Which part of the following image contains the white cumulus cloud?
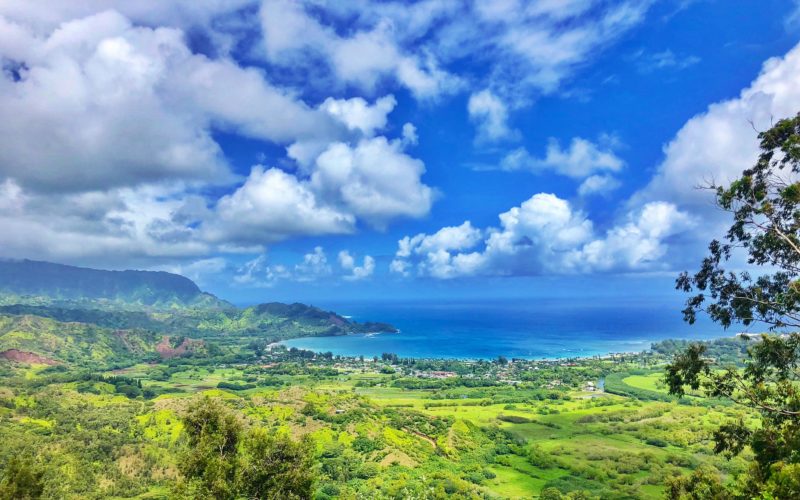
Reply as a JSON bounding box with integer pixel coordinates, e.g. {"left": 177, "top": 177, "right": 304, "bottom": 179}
{"left": 205, "top": 166, "right": 355, "bottom": 247}
{"left": 500, "top": 137, "right": 624, "bottom": 179}
{"left": 391, "top": 193, "right": 695, "bottom": 279}
{"left": 635, "top": 43, "right": 800, "bottom": 212}
{"left": 468, "top": 89, "right": 518, "bottom": 143}
{"left": 259, "top": 0, "right": 460, "bottom": 99}
{"left": 610, "top": 41, "right": 800, "bottom": 269}
{"left": 339, "top": 250, "right": 375, "bottom": 280}
{"left": 310, "top": 136, "right": 434, "bottom": 228}
{"left": 0, "top": 10, "right": 336, "bottom": 193}
{"left": 320, "top": 94, "right": 397, "bottom": 136}
{"left": 0, "top": 9, "right": 436, "bottom": 264}
{"left": 578, "top": 174, "right": 621, "bottom": 197}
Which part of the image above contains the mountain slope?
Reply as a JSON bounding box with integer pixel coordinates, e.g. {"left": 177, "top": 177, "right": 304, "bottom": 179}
{"left": 0, "top": 259, "right": 229, "bottom": 308}
{"left": 0, "top": 302, "right": 396, "bottom": 338}
{"left": 0, "top": 259, "right": 397, "bottom": 367}
{"left": 0, "top": 314, "right": 160, "bottom": 367}
{"left": 196, "top": 302, "right": 397, "bottom": 338}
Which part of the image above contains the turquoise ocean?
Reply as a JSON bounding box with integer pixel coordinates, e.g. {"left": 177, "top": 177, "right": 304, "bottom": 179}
{"left": 280, "top": 298, "right": 731, "bottom": 360}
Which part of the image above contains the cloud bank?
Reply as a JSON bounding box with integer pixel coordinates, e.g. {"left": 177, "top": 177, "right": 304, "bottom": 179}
{"left": 391, "top": 194, "right": 694, "bottom": 279}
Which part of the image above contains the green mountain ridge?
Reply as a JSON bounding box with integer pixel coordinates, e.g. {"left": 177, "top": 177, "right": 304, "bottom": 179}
{"left": 0, "top": 259, "right": 230, "bottom": 309}
{"left": 0, "top": 259, "right": 396, "bottom": 368}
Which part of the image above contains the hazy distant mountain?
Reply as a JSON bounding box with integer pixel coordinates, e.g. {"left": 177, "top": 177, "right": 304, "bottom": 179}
{"left": 0, "top": 259, "right": 229, "bottom": 308}
{"left": 0, "top": 259, "right": 396, "bottom": 366}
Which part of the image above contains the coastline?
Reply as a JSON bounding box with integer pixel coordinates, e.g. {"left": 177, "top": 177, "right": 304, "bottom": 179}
{"left": 277, "top": 299, "right": 729, "bottom": 361}
{"left": 275, "top": 332, "right": 737, "bottom": 362}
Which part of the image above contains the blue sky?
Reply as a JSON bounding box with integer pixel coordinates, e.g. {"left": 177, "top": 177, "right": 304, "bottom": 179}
{"left": 1, "top": 0, "right": 800, "bottom": 304}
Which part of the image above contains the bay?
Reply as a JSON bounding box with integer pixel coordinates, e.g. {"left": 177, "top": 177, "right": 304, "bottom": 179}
{"left": 279, "top": 297, "right": 731, "bottom": 360}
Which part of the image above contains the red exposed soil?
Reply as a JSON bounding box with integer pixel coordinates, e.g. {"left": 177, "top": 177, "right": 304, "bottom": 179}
{"left": 156, "top": 336, "right": 204, "bottom": 359}
{"left": 0, "top": 349, "right": 58, "bottom": 365}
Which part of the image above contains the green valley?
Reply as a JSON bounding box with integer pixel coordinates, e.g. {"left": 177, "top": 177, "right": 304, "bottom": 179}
{"left": 0, "top": 341, "right": 756, "bottom": 499}
{"left": 0, "top": 260, "right": 784, "bottom": 498}
{"left": 4, "top": 6, "right": 800, "bottom": 499}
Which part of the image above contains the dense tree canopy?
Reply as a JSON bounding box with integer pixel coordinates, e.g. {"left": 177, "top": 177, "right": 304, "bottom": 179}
{"left": 0, "top": 454, "right": 45, "bottom": 500}
{"left": 177, "top": 397, "right": 315, "bottom": 499}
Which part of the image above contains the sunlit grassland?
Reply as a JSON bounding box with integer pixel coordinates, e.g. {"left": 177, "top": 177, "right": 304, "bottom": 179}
{"left": 487, "top": 455, "right": 566, "bottom": 497}
{"left": 308, "top": 376, "right": 745, "bottom": 497}
{"left": 622, "top": 373, "right": 666, "bottom": 392}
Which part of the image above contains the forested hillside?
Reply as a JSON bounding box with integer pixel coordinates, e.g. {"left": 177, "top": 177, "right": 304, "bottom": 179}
{"left": 0, "top": 259, "right": 230, "bottom": 308}
{"left": 0, "top": 261, "right": 395, "bottom": 371}
{"left": 0, "top": 313, "right": 161, "bottom": 367}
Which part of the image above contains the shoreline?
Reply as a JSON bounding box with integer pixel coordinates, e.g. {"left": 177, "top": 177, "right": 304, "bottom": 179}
{"left": 274, "top": 332, "right": 743, "bottom": 363}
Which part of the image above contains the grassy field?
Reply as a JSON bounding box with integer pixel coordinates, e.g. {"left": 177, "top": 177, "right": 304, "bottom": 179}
{"left": 350, "top": 382, "right": 749, "bottom": 498}
{"left": 622, "top": 373, "right": 666, "bottom": 392}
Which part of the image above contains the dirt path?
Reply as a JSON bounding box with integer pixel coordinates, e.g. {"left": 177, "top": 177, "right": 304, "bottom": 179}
{"left": 403, "top": 427, "right": 438, "bottom": 449}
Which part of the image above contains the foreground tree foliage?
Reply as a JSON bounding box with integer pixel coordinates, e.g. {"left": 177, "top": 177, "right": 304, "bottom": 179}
{"left": 0, "top": 454, "right": 45, "bottom": 500}
{"left": 665, "top": 466, "right": 727, "bottom": 500}
{"left": 671, "top": 113, "right": 800, "bottom": 497}
{"left": 240, "top": 428, "right": 315, "bottom": 499}
{"left": 177, "top": 397, "right": 315, "bottom": 499}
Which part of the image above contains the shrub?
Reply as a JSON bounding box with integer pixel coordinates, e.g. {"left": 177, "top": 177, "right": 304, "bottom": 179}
{"left": 217, "top": 381, "right": 256, "bottom": 391}
{"left": 497, "top": 414, "right": 531, "bottom": 424}
{"left": 646, "top": 437, "right": 668, "bottom": 448}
